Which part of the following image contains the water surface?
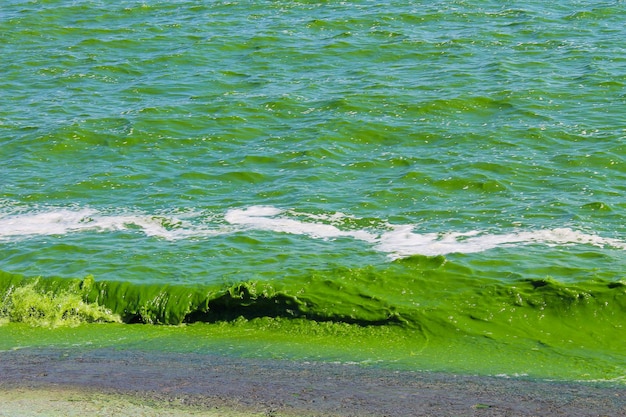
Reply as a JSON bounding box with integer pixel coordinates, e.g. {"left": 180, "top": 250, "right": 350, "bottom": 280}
{"left": 1, "top": 0, "right": 625, "bottom": 383}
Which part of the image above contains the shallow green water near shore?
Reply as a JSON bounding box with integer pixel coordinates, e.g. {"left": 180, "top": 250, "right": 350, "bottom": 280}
{"left": 1, "top": 265, "right": 624, "bottom": 383}
{"left": 1, "top": 317, "right": 623, "bottom": 383}
{"left": 1, "top": 0, "right": 625, "bottom": 383}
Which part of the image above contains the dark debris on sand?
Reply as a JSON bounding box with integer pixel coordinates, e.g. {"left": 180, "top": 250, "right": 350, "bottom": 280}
{"left": 0, "top": 348, "right": 624, "bottom": 416}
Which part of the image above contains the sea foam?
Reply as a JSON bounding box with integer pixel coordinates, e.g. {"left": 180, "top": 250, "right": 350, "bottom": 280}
{"left": 1, "top": 204, "right": 624, "bottom": 258}
{"left": 224, "top": 206, "right": 377, "bottom": 242}
{"left": 224, "top": 206, "right": 626, "bottom": 258}
{"left": 0, "top": 207, "right": 220, "bottom": 241}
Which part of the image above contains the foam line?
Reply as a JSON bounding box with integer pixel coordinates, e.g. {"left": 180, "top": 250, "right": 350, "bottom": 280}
{"left": 375, "top": 226, "right": 626, "bottom": 258}
{"left": 224, "top": 206, "right": 377, "bottom": 242}
{"left": 223, "top": 206, "right": 626, "bottom": 258}
{"left": 1, "top": 204, "right": 625, "bottom": 258}
{"left": 0, "top": 208, "right": 219, "bottom": 241}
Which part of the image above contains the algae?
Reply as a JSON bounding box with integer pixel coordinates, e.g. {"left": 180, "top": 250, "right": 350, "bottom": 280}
{"left": 0, "top": 264, "right": 624, "bottom": 382}
{"left": 0, "top": 275, "right": 120, "bottom": 327}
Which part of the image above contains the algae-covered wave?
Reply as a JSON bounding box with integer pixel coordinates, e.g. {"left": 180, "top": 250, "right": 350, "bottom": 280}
{"left": 2, "top": 259, "right": 625, "bottom": 382}
{"left": 2, "top": 260, "right": 624, "bottom": 351}
{"left": 0, "top": 269, "right": 402, "bottom": 326}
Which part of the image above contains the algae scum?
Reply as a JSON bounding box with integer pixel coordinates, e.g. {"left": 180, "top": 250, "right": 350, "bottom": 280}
{"left": 2, "top": 0, "right": 626, "bottom": 383}
{"left": 1, "top": 257, "right": 625, "bottom": 382}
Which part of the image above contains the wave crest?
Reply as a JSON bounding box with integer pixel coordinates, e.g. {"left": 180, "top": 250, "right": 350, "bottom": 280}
{"left": 1, "top": 204, "right": 625, "bottom": 258}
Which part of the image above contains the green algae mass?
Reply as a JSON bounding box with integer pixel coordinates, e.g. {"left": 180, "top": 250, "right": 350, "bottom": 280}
{"left": 1, "top": 264, "right": 624, "bottom": 383}
{"left": 0, "top": 273, "right": 119, "bottom": 327}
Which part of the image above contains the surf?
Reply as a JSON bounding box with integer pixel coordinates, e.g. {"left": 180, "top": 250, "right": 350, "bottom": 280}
{"left": 2, "top": 203, "right": 625, "bottom": 260}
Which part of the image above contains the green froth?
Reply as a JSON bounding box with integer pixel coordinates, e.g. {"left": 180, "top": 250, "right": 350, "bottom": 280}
{"left": 0, "top": 272, "right": 120, "bottom": 327}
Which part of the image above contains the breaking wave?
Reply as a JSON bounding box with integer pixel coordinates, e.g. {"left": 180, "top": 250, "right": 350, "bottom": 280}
{"left": 1, "top": 204, "right": 625, "bottom": 259}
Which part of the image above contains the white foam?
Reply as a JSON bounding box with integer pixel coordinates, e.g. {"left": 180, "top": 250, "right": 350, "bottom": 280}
{"left": 224, "top": 206, "right": 377, "bottom": 242}
{"left": 375, "top": 226, "right": 626, "bottom": 259}
{"left": 0, "top": 209, "right": 100, "bottom": 238}
{"left": 1, "top": 204, "right": 625, "bottom": 258}
{"left": 0, "top": 207, "right": 223, "bottom": 241}
{"left": 222, "top": 206, "right": 626, "bottom": 258}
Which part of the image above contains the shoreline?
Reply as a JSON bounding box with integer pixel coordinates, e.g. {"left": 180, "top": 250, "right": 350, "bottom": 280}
{"left": 1, "top": 348, "right": 624, "bottom": 416}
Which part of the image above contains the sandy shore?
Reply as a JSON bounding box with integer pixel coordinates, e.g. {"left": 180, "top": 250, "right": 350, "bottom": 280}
{"left": 0, "top": 348, "right": 624, "bottom": 417}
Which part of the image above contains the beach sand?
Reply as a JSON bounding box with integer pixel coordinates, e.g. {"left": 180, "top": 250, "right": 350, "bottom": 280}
{"left": 0, "top": 348, "right": 624, "bottom": 417}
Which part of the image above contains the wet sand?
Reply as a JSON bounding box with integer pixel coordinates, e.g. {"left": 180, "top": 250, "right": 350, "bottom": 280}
{"left": 0, "top": 348, "right": 624, "bottom": 417}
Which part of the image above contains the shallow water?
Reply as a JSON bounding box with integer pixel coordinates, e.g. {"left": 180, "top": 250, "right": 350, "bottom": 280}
{"left": 1, "top": 0, "right": 625, "bottom": 382}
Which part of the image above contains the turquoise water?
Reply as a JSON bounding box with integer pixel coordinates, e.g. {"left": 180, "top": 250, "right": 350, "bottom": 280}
{"left": 1, "top": 1, "right": 625, "bottom": 383}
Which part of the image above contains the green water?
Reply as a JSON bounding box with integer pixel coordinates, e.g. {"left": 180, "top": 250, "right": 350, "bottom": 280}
{"left": 1, "top": 0, "right": 625, "bottom": 383}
